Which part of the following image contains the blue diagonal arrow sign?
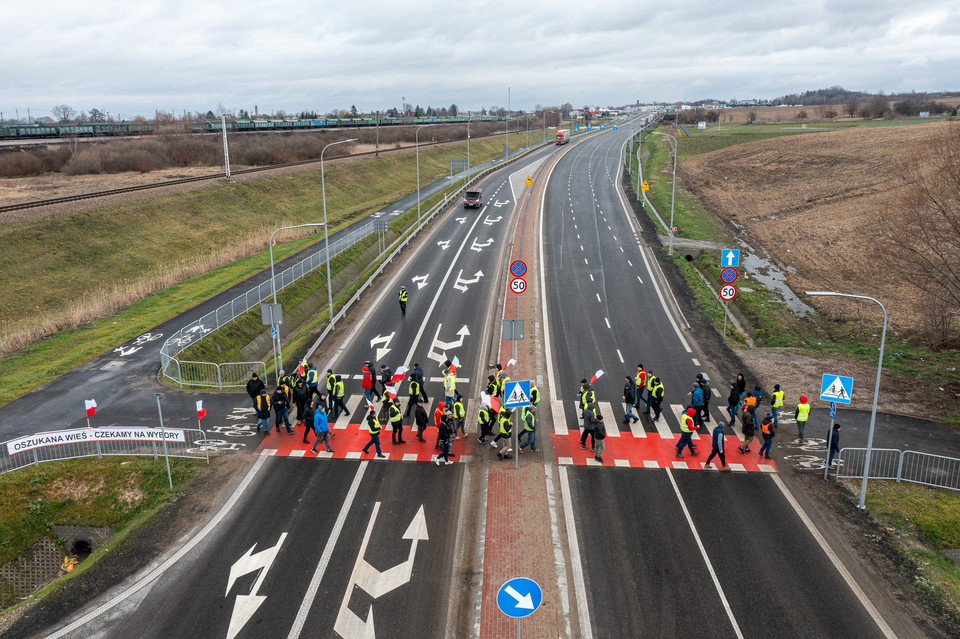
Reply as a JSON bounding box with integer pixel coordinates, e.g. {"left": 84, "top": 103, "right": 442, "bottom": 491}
{"left": 497, "top": 577, "right": 543, "bottom": 619}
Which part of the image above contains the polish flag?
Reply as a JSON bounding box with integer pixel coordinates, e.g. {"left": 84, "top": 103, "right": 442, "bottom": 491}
{"left": 384, "top": 385, "right": 398, "bottom": 400}
{"left": 196, "top": 400, "right": 207, "bottom": 420}
{"left": 590, "top": 370, "right": 604, "bottom": 385}
{"left": 84, "top": 399, "right": 97, "bottom": 418}
{"left": 365, "top": 398, "right": 376, "bottom": 412}
{"left": 390, "top": 366, "right": 409, "bottom": 385}
{"left": 480, "top": 392, "right": 492, "bottom": 408}
{"left": 506, "top": 358, "right": 516, "bottom": 368}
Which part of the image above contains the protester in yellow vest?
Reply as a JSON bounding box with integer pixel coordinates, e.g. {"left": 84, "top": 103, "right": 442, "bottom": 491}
{"left": 794, "top": 395, "right": 811, "bottom": 443}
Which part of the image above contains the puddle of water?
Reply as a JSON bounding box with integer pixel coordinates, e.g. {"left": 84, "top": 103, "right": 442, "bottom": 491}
{"left": 728, "top": 220, "right": 814, "bottom": 317}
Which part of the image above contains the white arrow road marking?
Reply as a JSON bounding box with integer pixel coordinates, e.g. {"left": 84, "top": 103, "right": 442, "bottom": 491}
{"left": 113, "top": 345, "right": 141, "bottom": 356}
{"left": 470, "top": 237, "right": 494, "bottom": 252}
{"left": 372, "top": 211, "right": 385, "bottom": 218}
{"left": 493, "top": 199, "right": 510, "bottom": 207}
{"left": 426, "top": 324, "right": 471, "bottom": 363}
{"left": 334, "top": 504, "right": 428, "bottom": 639}
{"left": 483, "top": 215, "right": 502, "bottom": 226}
{"left": 456, "top": 216, "right": 467, "bottom": 224}
{"left": 369, "top": 332, "right": 396, "bottom": 361}
{"left": 411, "top": 274, "right": 429, "bottom": 290}
{"left": 452, "top": 269, "right": 484, "bottom": 293}
{"left": 225, "top": 532, "right": 288, "bottom": 639}
{"left": 437, "top": 240, "right": 451, "bottom": 250}
{"left": 392, "top": 209, "right": 403, "bottom": 215}
{"left": 505, "top": 584, "right": 534, "bottom": 609}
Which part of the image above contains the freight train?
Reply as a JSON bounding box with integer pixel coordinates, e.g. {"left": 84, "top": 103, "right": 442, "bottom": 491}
{"left": 0, "top": 114, "right": 507, "bottom": 141}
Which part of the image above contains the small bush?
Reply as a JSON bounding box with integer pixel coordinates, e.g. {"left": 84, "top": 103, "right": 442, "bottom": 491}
{"left": 0, "top": 152, "right": 44, "bottom": 177}
{"left": 63, "top": 148, "right": 103, "bottom": 175}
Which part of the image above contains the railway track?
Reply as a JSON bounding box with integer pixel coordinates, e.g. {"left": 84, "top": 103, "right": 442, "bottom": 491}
{"left": 0, "top": 129, "right": 533, "bottom": 214}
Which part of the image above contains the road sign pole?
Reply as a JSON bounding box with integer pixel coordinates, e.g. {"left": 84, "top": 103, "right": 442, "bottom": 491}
{"left": 824, "top": 411, "right": 836, "bottom": 480}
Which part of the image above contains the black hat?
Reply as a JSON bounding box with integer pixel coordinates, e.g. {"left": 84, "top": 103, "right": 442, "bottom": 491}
{"left": 327, "top": 369, "right": 333, "bottom": 373}
{"left": 774, "top": 384, "right": 781, "bottom": 390}
{"left": 581, "top": 378, "right": 588, "bottom": 384}
{"left": 380, "top": 364, "right": 386, "bottom": 369}
{"left": 834, "top": 423, "right": 841, "bottom": 430}
{"left": 252, "top": 373, "right": 259, "bottom": 377}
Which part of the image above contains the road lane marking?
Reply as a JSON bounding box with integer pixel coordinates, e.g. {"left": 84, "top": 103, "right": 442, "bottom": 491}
{"left": 769, "top": 474, "right": 897, "bottom": 639}
{"left": 45, "top": 454, "right": 271, "bottom": 639}
{"left": 604, "top": 317, "right": 610, "bottom": 328}
{"left": 559, "top": 466, "right": 595, "bottom": 639}
{"left": 546, "top": 464, "right": 574, "bottom": 639}
{"left": 616, "top": 348, "right": 624, "bottom": 364}
{"left": 287, "top": 461, "right": 369, "bottom": 639}
{"left": 598, "top": 402, "right": 618, "bottom": 436}
{"left": 552, "top": 400, "right": 568, "bottom": 435}
{"left": 665, "top": 468, "right": 745, "bottom": 639}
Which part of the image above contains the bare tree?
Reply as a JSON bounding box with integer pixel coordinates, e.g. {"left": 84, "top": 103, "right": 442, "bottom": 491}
{"left": 868, "top": 93, "right": 889, "bottom": 119}
{"left": 52, "top": 104, "right": 76, "bottom": 122}
{"left": 878, "top": 123, "right": 960, "bottom": 345}
{"left": 89, "top": 108, "right": 107, "bottom": 122}
{"left": 797, "top": 109, "right": 808, "bottom": 120}
{"left": 844, "top": 100, "right": 859, "bottom": 118}
{"left": 747, "top": 110, "right": 757, "bottom": 124}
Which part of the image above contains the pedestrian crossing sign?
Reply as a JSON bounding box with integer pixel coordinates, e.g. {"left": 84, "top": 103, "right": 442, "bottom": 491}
{"left": 820, "top": 374, "right": 853, "bottom": 404}
{"left": 503, "top": 380, "right": 532, "bottom": 408}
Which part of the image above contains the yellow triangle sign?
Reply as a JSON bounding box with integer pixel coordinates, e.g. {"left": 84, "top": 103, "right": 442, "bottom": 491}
{"left": 641, "top": 180, "right": 650, "bottom": 191}
{"left": 524, "top": 176, "right": 533, "bottom": 186}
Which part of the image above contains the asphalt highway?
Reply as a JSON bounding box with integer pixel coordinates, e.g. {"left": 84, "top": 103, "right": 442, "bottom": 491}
{"left": 6, "top": 116, "right": 924, "bottom": 639}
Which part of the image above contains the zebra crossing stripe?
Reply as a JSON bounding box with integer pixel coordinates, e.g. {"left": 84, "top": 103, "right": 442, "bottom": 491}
{"left": 598, "top": 402, "right": 618, "bottom": 436}
{"left": 552, "top": 400, "right": 568, "bottom": 435}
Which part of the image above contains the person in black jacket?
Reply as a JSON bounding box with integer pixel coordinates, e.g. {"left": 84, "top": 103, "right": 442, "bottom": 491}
{"left": 272, "top": 386, "right": 293, "bottom": 434}
{"left": 300, "top": 398, "right": 316, "bottom": 444}
{"left": 828, "top": 423, "right": 841, "bottom": 467}
{"left": 414, "top": 400, "right": 428, "bottom": 442}
{"left": 435, "top": 410, "right": 454, "bottom": 465}
{"left": 246, "top": 373, "right": 265, "bottom": 407}
{"left": 623, "top": 376, "right": 638, "bottom": 424}
{"left": 292, "top": 379, "right": 311, "bottom": 429}
{"left": 726, "top": 382, "right": 739, "bottom": 423}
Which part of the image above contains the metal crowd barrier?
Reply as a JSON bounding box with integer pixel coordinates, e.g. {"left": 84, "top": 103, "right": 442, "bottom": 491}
{"left": 835, "top": 447, "right": 960, "bottom": 491}
{"left": 1, "top": 427, "right": 210, "bottom": 475}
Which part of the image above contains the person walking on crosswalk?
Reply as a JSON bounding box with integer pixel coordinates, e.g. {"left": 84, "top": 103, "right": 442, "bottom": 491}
{"left": 477, "top": 404, "right": 495, "bottom": 444}
{"left": 650, "top": 377, "right": 665, "bottom": 422}
{"left": 676, "top": 407, "right": 699, "bottom": 459}
{"left": 518, "top": 405, "right": 537, "bottom": 454}
{"left": 623, "top": 376, "right": 639, "bottom": 424}
{"left": 738, "top": 407, "right": 756, "bottom": 453}
{"left": 758, "top": 413, "right": 776, "bottom": 459}
{"left": 361, "top": 408, "right": 385, "bottom": 458}
{"left": 494, "top": 408, "right": 514, "bottom": 460}
{"left": 405, "top": 373, "right": 421, "bottom": 417}
{"left": 389, "top": 397, "right": 405, "bottom": 444}
{"left": 704, "top": 421, "right": 731, "bottom": 470}
{"left": 452, "top": 394, "right": 467, "bottom": 439}
{"left": 635, "top": 364, "right": 647, "bottom": 412}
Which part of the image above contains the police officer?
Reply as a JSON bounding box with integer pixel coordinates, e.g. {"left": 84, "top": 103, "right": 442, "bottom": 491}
{"left": 398, "top": 286, "right": 408, "bottom": 317}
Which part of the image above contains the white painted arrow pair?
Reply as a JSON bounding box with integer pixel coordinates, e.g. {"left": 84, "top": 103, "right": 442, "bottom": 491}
{"left": 225, "top": 532, "right": 288, "bottom": 639}
{"left": 334, "top": 504, "right": 429, "bottom": 638}
{"left": 453, "top": 269, "right": 484, "bottom": 292}
{"left": 369, "top": 332, "right": 396, "bottom": 361}
{"left": 425, "top": 323, "right": 471, "bottom": 364}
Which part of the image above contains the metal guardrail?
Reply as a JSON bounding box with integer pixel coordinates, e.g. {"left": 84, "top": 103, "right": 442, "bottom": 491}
{"left": 835, "top": 447, "right": 960, "bottom": 491}
{"left": 161, "top": 138, "right": 553, "bottom": 388}
{"left": 1, "top": 427, "right": 210, "bottom": 475}
{"left": 160, "top": 222, "right": 377, "bottom": 386}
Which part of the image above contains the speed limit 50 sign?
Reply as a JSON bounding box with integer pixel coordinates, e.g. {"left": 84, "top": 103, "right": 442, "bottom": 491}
{"left": 510, "top": 277, "right": 527, "bottom": 294}
{"left": 719, "top": 285, "right": 737, "bottom": 301}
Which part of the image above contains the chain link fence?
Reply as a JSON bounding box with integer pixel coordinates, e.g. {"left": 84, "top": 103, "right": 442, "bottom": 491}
{"left": 1, "top": 427, "right": 210, "bottom": 475}
{"left": 835, "top": 447, "right": 960, "bottom": 491}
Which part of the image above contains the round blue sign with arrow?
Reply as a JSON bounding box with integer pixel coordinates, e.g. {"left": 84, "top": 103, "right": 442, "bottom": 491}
{"left": 497, "top": 577, "right": 543, "bottom": 619}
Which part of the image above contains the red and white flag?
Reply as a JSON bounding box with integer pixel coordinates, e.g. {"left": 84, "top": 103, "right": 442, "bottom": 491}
{"left": 480, "top": 392, "right": 492, "bottom": 408}
{"left": 390, "top": 366, "right": 409, "bottom": 385}
{"left": 365, "top": 398, "right": 376, "bottom": 412}
{"left": 196, "top": 400, "right": 207, "bottom": 420}
{"left": 84, "top": 399, "right": 97, "bottom": 418}
{"left": 384, "top": 385, "right": 398, "bottom": 400}
{"left": 590, "top": 370, "right": 604, "bottom": 385}
{"left": 506, "top": 358, "right": 516, "bottom": 368}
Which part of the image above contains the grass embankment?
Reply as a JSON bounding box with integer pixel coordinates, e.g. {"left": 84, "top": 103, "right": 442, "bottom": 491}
{"left": 0, "top": 132, "right": 533, "bottom": 405}
{"left": 861, "top": 481, "right": 960, "bottom": 630}
{"left": 631, "top": 122, "right": 960, "bottom": 417}
{"left": 0, "top": 457, "right": 202, "bottom": 608}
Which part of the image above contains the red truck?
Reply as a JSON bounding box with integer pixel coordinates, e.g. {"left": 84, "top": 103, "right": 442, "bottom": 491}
{"left": 555, "top": 129, "right": 570, "bottom": 145}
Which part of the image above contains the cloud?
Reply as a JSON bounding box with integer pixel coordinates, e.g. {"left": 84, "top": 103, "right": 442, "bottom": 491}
{"left": 2, "top": 0, "right": 958, "bottom": 119}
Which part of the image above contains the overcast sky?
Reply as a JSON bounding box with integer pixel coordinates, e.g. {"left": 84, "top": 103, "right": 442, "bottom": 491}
{"left": 3, "top": 0, "right": 958, "bottom": 120}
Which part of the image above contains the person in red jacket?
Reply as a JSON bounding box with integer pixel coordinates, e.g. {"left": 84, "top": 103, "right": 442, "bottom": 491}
{"left": 433, "top": 402, "right": 446, "bottom": 450}
{"left": 361, "top": 362, "right": 376, "bottom": 403}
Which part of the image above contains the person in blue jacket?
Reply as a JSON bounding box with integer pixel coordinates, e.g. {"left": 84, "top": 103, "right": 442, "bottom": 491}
{"left": 704, "top": 421, "right": 732, "bottom": 470}
{"left": 687, "top": 381, "right": 705, "bottom": 429}
{"left": 310, "top": 400, "right": 333, "bottom": 454}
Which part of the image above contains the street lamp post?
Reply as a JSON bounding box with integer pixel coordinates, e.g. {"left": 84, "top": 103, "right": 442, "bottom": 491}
{"left": 651, "top": 131, "right": 677, "bottom": 256}
{"left": 321, "top": 138, "right": 357, "bottom": 331}
{"left": 805, "top": 291, "right": 888, "bottom": 510}
{"left": 415, "top": 125, "right": 428, "bottom": 226}
{"left": 270, "top": 222, "right": 327, "bottom": 382}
